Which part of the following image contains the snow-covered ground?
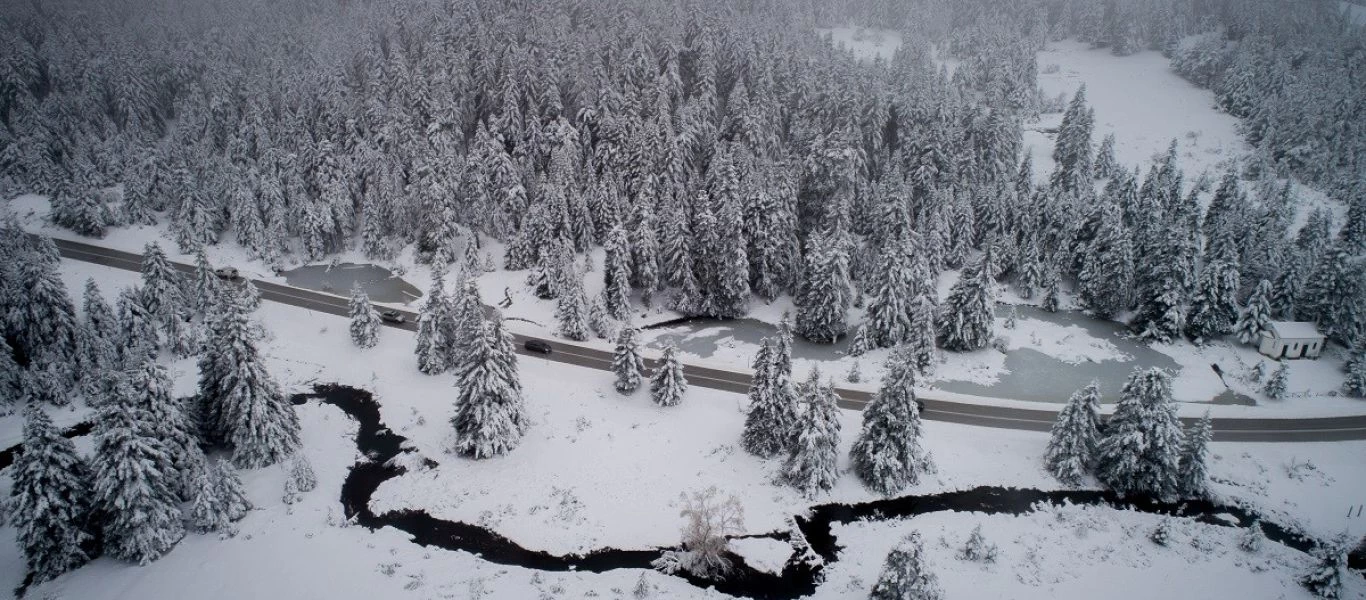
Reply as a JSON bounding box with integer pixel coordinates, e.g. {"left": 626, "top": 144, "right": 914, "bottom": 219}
{"left": 2, "top": 257, "right": 1362, "bottom": 599}
{"left": 816, "top": 27, "right": 902, "bottom": 62}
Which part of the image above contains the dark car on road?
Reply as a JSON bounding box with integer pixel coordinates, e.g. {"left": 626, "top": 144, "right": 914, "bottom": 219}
{"left": 524, "top": 339, "right": 552, "bottom": 354}
{"left": 214, "top": 267, "right": 241, "bottom": 281}
{"left": 380, "top": 310, "right": 406, "bottom": 324}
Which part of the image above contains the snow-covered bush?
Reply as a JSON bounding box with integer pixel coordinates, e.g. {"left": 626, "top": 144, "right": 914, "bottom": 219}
{"left": 870, "top": 531, "right": 942, "bottom": 600}
{"left": 651, "top": 487, "right": 743, "bottom": 578}
{"left": 957, "top": 525, "right": 1000, "bottom": 563}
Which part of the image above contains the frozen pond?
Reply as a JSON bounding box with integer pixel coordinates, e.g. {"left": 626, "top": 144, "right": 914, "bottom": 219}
{"left": 283, "top": 263, "right": 422, "bottom": 304}
{"left": 644, "top": 305, "right": 1255, "bottom": 406}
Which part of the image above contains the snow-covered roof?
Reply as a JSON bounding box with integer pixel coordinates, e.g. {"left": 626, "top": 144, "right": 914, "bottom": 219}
{"left": 1266, "top": 321, "right": 1323, "bottom": 340}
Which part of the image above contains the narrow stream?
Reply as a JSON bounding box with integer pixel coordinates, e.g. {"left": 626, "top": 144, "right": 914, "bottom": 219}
{"left": 301, "top": 384, "right": 1364, "bottom": 598}
{"left": 0, "top": 421, "right": 94, "bottom": 470}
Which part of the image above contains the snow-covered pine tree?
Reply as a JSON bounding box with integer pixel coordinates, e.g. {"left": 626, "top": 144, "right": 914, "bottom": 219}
{"left": 1301, "top": 543, "right": 1346, "bottom": 600}
{"left": 1044, "top": 382, "right": 1102, "bottom": 485}
{"left": 603, "top": 225, "right": 633, "bottom": 321}
{"left": 191, "top": 249, "right": 220, "bottom": 315}
{"left": 1041, "top": 270, "right": 1061, "bottom": 313}
{"left": 140, "top": 241, "right": 186, "bottom": 326}
{"left": 612, "top": 327, "right": 645, "bottom": 394}
{"left": 1344, "top": 352, "right": 1366, "bottom": 398}
{"left": 1234, "top": 280, "right": 1274, "bottom": 345}
{"left": 414, "top": 271, "right": 449, "bottom": 375}
{"left": 127, "top": 359, "right": 200, "bottom": 500}
{"left": 865, "top": 240, "right": 916, "bottom": 347}
{"left": 1050, "top": 86, "right": 1094, "bottom": 195}
{"left": 451, "top": 316, "right": 528, "bottom": 459}
{"left": 0, "top": 338, "right": 19, "bottom": 401}
{"left": 555, "top": 261, "right": 591, "bottom": 341}
{"left": 1077, "top": 204, "right": 1134, "bottom": 318}
{"left": 908, "top": 294, "right": 938, "bottom": 374}
{"left": 869, "top": 531, "right": 943, "bottom": 600}
{"left": 9, "top": 258, "right": 79, "bottom": 363}
{"left": 1096, "top": 368, "right": 1184, "bottom": 499}
{"left": 795, "top": 234, "right": 851, "bottom": 344}
{"left": 348, "top": 284, "right": 381, "bottom": 349}
{"left": 92, "top": 381, "right": 185, "bottom": 565}
{"left": 1264, "top": 362, "right": 1289, "bottom": 400}
{"left": 741, "top": 339, "right": 801, "bottom": 458}
{"left": 78, "top": 279, "right": 120, "bottom": 382}
{"left": 850, "top": 348, "right": 931, "bottom": 495}
{"left": 937, "top": 248, "right": 996, "bottom": 352}
{"left": 213, "top": 459, "right": 251, "bottom": 523}
{"left": 650, "top": 345, "right": 688, "bottom": 407}
{"left": 1094, "top": 133, "right": 1118, "bottom": 180}
{"left": 847, "top": 324, "right": 872, "bottom": 357}
{"left": 784, "top": 369, "right": 841, "bottom": 497}
{"left": 1177, "top": 412, "right": 1212, "bottom": 498}
{"left": 1185, "top": 258, "right": 1241, "bottom": 344}
{"left": 289, "top": 453, "right": 317, "bottom": 493}
{"left": 197, "top": 284, "right": 301, "bottom": 468}
{"left": 188, "top": 461, "right": 227, "bottom": 533}
{"left": 9, "top": 404, "right": 94, "bottom": 583}
{"left": 117, "top": 286, "right": 160, "bottom": 363}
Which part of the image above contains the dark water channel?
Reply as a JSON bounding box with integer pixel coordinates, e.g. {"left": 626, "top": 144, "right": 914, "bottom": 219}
{"left": 299, "top": 384, "right": 1362, "bottom": 598}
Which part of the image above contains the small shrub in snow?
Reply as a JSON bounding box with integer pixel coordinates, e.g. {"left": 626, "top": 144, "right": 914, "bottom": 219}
{"left": 632, "top": 573, "right": 652, "bottom": 599}
{"left": 869, "top": 531, "right": 942, "bottom": 600}
{"left": 1248, "top": 361, "right": 1266, "bottom": 384}
{"left": 1149, "top": 519, "right": 1175, "bottom": 547}
{"left": 1238, "top": 521, "right": 1266, "bottom": 553}
{"left": 652, "top": 487, "right": 744, "bottom": 578}
{"left": 990, "top": 336, "right": 1009, "bottom": 354}
{"left": 1264, "top": 363, "right": 1288, "bottom": 400}
{"left": 957, "top": 525, "right": 1000, "bottom": 563}
{"left": 290, "top": 453, "right": 317, "bottom": 493}
{"left": 1301, "top": 541, "right": 1347, "bottom": 599}
{"left": 846, "top": 360, "right": 862, "bottom": 383}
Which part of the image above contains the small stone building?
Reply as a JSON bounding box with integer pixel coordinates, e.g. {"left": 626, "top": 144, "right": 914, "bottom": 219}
{"left": 1257, "top": 321, "right": 1325, "bottom": 360}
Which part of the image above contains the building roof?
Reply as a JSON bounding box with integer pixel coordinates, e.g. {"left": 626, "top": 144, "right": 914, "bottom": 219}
{"left": 1267, "top": 321, "right": 1323, "bottom": 340}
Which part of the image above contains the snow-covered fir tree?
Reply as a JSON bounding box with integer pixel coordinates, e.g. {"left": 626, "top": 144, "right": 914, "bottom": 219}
{"left": 289, "top": 453, "right": 317, "bottom": 493}
{"left": 1177, "top": 412, "right": 1212, "bottom": 498}
{"left": 1050, "top": 86, "right": 1094, "bottom": 195}
{"left": 191, "top": 249, "right": 220, "bottom": 315}
{"left": 92, "top": 380, "right": 185, "bottom": 565}
{"left": 1264, "top": 362, "right": 1289, "bottom": 400}
{"left": 741, "top": 338, "right": 801, "bottom": 458}
{"left": 188, "top": 460, "right": 228, "bottom": 533}
{"left": 1344, "top": 351, "right": 1366, "bottom": 398}
{"left": 414, "top": 270, "right": 450, "bottom": 375}
{"left": 348, "top": 284, "right": 381, "bottom": 349}
{"left": 1301, "top": 542, "right": 1346, "bottom": 600}
{"left": 850, "top": 348, "right": 932, "bottom": 495}
{"left": 8, "top": 258, "right": 79, "bottom": 363}
{"left": 451, "top": 315, "right": 528, "bottom": 459}
{"left": 8, "top": 404, "right": 94, "bottom": 583}
{"left": 1044, "top": 382, "right": 1102, "bottom": 485}
{"left": 865, "top": 240, "right": 917, "bottom": 347}
{"left": 650, "top": 345, "right": 688, "bottom": 407}
{"left": 937, "top": 248, "right": 996, "bottom": 352}
{"left": 602, "top": 225, "right": 633, "bottom": 321}
{"left": 127, "top": 359, "right": 200, "bottom": 499}
{"left": 847, "top": 324, "right": 872, "bottom": 357}
{"left": 1185, "top": 258, "right": 1241, "bottom": 344}
{"left": 795, "top": 233, "right": 851, "bottom": 343}
{"left": 140, "top": 241, "right": 186, "bottom": 332}
{"left": 1234, "top": 279, "right": 1275, "bottom": 344}
{"left": 869, "top": 532, "right": 943, "bottom": 600}
{"left": 1096, "top": 368, "right": 1184, "bottom": 499}
{"left": 214, "top": 459, "right": 251, "bottom": 522}
{"left": 555, "top": 262, "right": 591, "bottom": 341}
{"left": 1094, "top": 133, "right": 1118, "bottom": 180}
{"left": 612, "top": 327, "right": 645, "bottom": 394}
{"left": 784, "top": 369, "right": 841, "bottom": 497}
{"left": 196, "top": 284, "right": 301, "bottom": 467}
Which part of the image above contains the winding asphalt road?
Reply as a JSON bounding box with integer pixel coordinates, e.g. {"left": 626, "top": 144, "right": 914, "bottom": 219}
{"left": 46, "top": 236, "right": 1366, "bottom": 442}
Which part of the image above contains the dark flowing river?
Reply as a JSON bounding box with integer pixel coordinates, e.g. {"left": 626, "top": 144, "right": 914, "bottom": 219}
{"left": 295, "top": 384, "right": 1363, "bottom": 598}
